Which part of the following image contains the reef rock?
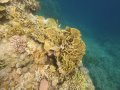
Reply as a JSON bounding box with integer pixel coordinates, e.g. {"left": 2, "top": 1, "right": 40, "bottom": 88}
{"left": 0, "top": 0, "right": 94, "bottom": 90}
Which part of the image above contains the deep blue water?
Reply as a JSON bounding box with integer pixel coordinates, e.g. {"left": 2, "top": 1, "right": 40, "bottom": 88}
{"left": 38, "top": 0, "right": 120, "bottom": 90}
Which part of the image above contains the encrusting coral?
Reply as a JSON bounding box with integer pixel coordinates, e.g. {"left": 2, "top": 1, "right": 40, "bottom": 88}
{"left": 0, "top": 0, "right": 94, "bottom": 90}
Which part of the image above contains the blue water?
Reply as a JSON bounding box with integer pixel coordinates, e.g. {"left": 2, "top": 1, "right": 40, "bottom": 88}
{"left": 38, "top": 0, "right": 120, "bottom": 90}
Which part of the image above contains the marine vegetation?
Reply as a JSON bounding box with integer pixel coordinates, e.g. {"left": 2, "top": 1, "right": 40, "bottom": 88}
{"left": 0, "top": 0, "right": 94, "bottom": 90}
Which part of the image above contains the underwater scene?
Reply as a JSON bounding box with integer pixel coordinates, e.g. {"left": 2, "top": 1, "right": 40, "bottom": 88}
{"left": 0, "top": 0, "right": 120, "bottom": 90}
{"left": 39, "top": 0, "right": 120, "bottom": 90}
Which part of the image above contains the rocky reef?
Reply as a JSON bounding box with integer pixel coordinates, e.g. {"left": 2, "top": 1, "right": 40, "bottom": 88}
{"left": 0, "top": 0, "right": 94, "bottom": 90}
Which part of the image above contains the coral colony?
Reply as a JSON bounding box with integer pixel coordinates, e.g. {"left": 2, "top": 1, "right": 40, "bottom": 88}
{"left": 0, "top": 0, "right": 94, "bottom": 90}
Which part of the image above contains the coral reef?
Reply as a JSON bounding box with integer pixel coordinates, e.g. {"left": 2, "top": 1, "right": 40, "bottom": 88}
{"left": 0, "top": 0, "right": 10, "bottom": 21}
{"left": 0, "top": 0, "right": 94, "bottom": 90}
{"left": 59, "top": 65, "right": 94, "bottom": 90}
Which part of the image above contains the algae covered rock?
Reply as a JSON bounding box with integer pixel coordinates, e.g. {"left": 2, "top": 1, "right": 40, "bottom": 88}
{"left": 0, "top": 0, "right": 10, "bottom": 4}
{"left": 0, "top": 0, "right": 94, "bottom": 90}
{"left": 59, "top": 66, "right": 94, "bottom": 90}
{"left": 0, "top": 5, "right": 6, "bottom": 19}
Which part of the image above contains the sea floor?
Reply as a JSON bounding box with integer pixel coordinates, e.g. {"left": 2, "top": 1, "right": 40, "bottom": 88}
{"left": 83, "top": 37, "right": 120, "bottom": 90}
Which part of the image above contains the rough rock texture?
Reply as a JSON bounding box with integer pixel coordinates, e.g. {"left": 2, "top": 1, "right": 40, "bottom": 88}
{"left": 0, "top": 0, "right": 94, "bottom": 90}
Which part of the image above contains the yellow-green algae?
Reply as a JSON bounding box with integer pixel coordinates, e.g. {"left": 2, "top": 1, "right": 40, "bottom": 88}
{"left": 0, "top": 0, "right": 94, "bottom": 90}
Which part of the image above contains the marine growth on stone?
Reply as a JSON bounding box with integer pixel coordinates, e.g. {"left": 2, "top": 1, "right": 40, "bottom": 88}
{"left": 0, "top": 0, "right": 94, "bottom": 90}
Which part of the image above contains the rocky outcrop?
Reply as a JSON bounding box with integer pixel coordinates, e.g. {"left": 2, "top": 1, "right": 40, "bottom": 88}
{"left": 0, "top": 0, "right": 94, "bottom": 90}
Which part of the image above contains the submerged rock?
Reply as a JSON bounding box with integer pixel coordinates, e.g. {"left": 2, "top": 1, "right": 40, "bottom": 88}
{"left": 0, "top": 0, "right": 10, "bottom": 4}
{"left": 0, "top": 0, "right": 94, "bottom": 90}
{"left": 39, "top": 79, "right": 49, "bottom": 90}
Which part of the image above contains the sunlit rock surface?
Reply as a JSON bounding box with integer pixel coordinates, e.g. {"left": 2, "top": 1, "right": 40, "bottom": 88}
{"left": 0, "top": 0, "right": 94, "bottom": 90}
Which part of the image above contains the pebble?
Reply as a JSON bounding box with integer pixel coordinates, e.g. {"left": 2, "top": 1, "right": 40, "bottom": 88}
{"left": 39, "top": 79, "right": 49, "bottom": 90}
{"left": 10, "top": 62, "right": 16, "bottom": 68}
{"left": 16, "top": 68, "right": 21, "bottom": 75}
{"left": 9, "top": 82, "right": 15, "bottom": 87}
{"left": 52, "top": 78, "right": 58, "bottom": 86}
{"left": 22, "top": 67, "right": 28, "bottom": 73}
{"left": 20, "top": 53, "right": 27, "bottom": 60}
{"left": 16, "top": 63, "right": 21, "bottom": 68}
{"left": 5, "top": 67, "right": 12, "bottom": 73}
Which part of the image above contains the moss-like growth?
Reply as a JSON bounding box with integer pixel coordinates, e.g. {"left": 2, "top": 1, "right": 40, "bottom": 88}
{"left": 0, "top": 5, "right": 6, "bottom": 20}
{"left": 60, "top": 69, "right": 94, "bottom": 90}
{"left": 0, "top": 5, "right": 5, "bottom": 11}
{"left": 0, "top": 1, "right": 9, "bottom": 21}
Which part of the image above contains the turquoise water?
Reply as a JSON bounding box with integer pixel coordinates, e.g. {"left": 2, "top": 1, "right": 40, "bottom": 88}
{"left": 38, "top": 0, "right": 120, "bottom": 90}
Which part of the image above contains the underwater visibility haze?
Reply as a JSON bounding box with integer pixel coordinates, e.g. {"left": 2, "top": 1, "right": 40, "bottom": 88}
{"left": 0, "top": 0, "right": 120, "bottom": 90}
{"left": 39, "top": 0, "right": 120, "bottom": 90}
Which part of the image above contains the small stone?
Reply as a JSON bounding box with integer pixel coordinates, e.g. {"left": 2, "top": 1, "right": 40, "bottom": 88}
{"left": 47, "top": 50, "right": 54, "bottom": 56}
{"left": 16, "top": 59, "right": 31, "bottom": 68}
{"left": 10, "top": 62, "right": 16, "bottom": 68}
{"left": 39, "top": 79, "right": 49, "bottom": 90}
{"left": 9, "top": 82, "right": 15, "bottom": 87}
{"left": 11, "top": 53, "right": 17, "bottom": 58}
{"left": 16, "top": 68, "right": 21, "bottom": 75}
{"left": 0, "top": 14, "right": 3, "bottom": 19}
{"left": 49, "top": 65, "right": 56, "bottom": 73}
{"left": 16, "top": 63, "right": 20, "bottom": 68}
{"left": 0, "top": 5, "right": 5, "bottom": 11}
{"left": 6, "top": 67, "right": 12, "bottom": 73}
{"left": 0, "top": 0, "right": 10, "bottom": 3}
{"left": 20, "top": 53, "right": 27, "bottom": 60}
{"left": 29, "top": 65, "right": 37, "bottom": 73}
{"left": 22, "top": 67, "right": 28, "bottom": 73}
{"left": 52, "top": 77, "right": 58, "bottom": 86}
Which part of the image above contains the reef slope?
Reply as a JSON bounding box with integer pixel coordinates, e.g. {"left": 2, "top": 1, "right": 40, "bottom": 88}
{"left": 0, "top": 0, "right": 94, "bottom": 90}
